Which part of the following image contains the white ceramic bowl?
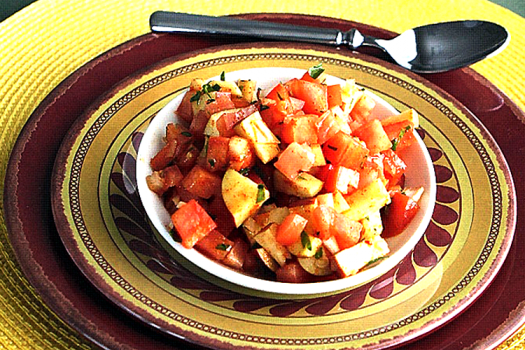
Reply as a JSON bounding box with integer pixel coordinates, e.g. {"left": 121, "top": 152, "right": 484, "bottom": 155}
{"left": 136, "top": 67, "right": 436, "bottom": 296}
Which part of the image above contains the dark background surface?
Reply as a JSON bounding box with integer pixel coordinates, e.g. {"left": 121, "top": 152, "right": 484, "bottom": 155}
{"left": 1, "top": 0, "right": 524, "bottom": 22}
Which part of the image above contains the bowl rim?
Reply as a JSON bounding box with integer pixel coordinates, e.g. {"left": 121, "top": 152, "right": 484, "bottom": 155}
{"left": 136, "top": 67, "right": 437, "bottom": 296}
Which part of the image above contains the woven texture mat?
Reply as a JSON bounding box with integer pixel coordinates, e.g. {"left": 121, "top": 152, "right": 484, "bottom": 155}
{"left": 1, "top": 0, "right": 524, "bottom": 349}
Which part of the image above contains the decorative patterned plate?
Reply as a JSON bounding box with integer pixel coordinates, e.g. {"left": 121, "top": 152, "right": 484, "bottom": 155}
{"left": 50, "top": 42, "right": 515, "bottom": 349}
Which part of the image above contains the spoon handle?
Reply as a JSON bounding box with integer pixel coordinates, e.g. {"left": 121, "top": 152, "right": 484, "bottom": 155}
{"left": 150, "top": 11, "right": 361, "bottom": 48}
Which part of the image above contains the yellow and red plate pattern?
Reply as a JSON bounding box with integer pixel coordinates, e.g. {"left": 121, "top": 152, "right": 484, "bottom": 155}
{"left": 51, "top": 44, "right": 515, "bottom": 350}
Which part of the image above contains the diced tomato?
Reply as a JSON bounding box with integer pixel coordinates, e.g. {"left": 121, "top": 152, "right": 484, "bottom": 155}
{"left": 322, "top": 131, "right": 369, "bottom": 170}
{"left": 228, "top": 136, "right": 256, "bottom": 171}
{"left": 276, "top": 213, "right": 308, "bottom": 246}
{"left": 331, "top": 213, "right": 362, "bottom": 249}
{"left": 327, "top": 85, "right": 343, "bottom": 109}
{"left": 289, "top": 97, "right": 306, "bottom": 112}
{"left": 181, "top": 165, "right": 222, "bottom": 199}
{"left": 206, "top": 136, "right": 230, "bottom": 172}
{"left": 382, "top": 149, "right": 407, "bottom": 187}
{"left": 171, "top": 199, "right": 217, "bottom": 248}
{"left": 266, "top": 83, "right": 291, "bottom": 102}
{"left": 316, "top": 110, "right": 341, "bottom": 145}
{"left": 324, "top": 165, "right": 360, "bottom": 194}
{"left": 286, "top": 78, "right": 328, "bottom": 115}
{"left": 300, "top": 71, "right": 325, "bottom": 84}
{"left": 194, "top": 229, "right": 234, "bottom": 260}
{"left": 359, "top": 154, "right": 387, "bottom": 190}
{"left": 276, "top": 261, "right": 313, "bottom": 283}
{"left": 311, "top": 205, "right": 335, "bottom": 240}
{"left": 353, "top": 119, "right": 392, "bottom": 155}
{"left": 350, "top": 93, "right": 376, "bottom": 123}
{"left": 382, "top": 192, "right": 419, "bottom": 237}
{"left": 150, "top": 141, "right": 177, "bottom": 171}
{"left": 258, "top": 99, "right": 286, "bottom": 128}
{"left": 383, "top": 121, "right": 417, "bottom": 152}
{"left": 281, "top": 114, "right": 318, "bottom": 144}
{"left": 274, "top": 142, "right": 316, "bottom": 180}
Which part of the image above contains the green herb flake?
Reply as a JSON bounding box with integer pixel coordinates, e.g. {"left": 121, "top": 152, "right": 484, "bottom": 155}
{"left": 220, "top": 71, "right": 226, "bottom": 81}
{"left": 301, "top": 231, "right": 312, "bottom": 251}
{"left": 314, "top": 247, "right": 323, "bottom": 259}
{"left": 216, "top": 243, "right": 231, "bottom": 251}
{"left": 208, "top": 158, "right": 216, "bottom": 168}
{"left": 181, "top": 131, "right": 192, "bottom": 137}
{"left": 366, "top": 256, "right": 386, "bottom": 267}
{"left": 256, "top": 184, "right": 266, "bottom": 203}
{"left": 239, "top": 167, "right": 250, "bottom": 176}
{"left": 391, "top": 125, "right": 412, "bottom": 151}
{"left": 189, "top": 91, "right": 201, "bottom": 103}
{"left": 308, "top": 63, "right": 325, "bottom": 79}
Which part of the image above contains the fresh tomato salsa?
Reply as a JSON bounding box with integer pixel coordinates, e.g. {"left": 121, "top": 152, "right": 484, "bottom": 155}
{"left": 146, "top": 65, "right": 424, "bottom": 283}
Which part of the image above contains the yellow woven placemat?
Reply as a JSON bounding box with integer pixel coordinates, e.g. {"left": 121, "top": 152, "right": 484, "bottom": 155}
{"left": 0, "top": 0, "right": 524, "bottom": 349}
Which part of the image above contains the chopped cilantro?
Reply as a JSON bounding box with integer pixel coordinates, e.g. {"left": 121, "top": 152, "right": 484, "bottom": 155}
{"left": 208, "top": 158, "right": 216, "bottom": 168}
{"left": 239, "top": 167, "right": 250, "bottom": 176}
{"left": 216, "top": 243, "right": 231, "bottom": 251}
{"left": 314, "top": 247, "right": 323, "bottom": 259}
{"left": 301, "top": 231, "right": 312, "bottom": 251}
{"left": 220, "top": 71, "right": 226, "bottom": 81}
{"left": 391, "top": 125, "right": 412, "bottom": 151}
{"left": 308, "top": 63, "right": 325, "bottom": 79}
{"left": 181, "top": 131, "right": 192, "bottom": 137}
{"left": 256, "top": 184, "right": 266, "bottom": 203}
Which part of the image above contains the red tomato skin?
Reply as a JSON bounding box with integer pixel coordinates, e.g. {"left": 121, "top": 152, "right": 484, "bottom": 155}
{"left": 281, "top": 114, "right": 319, "bottom": 144}
{"left": 383, "top": 122, "right": 417, "bottom": 152}
{"left": 382, "top": 149, "right": 407, "bottom": 187}
{"left": 383, "top": 192, "right": 420, "bottom": 237}
{"left": 151, "top": 140, "right": 179, "bottom": 171}
{"left": 326, "top": 165, "right": 360, "bottom": 193}
{"left": 327, "top": 84, "right": 343, "bottom": 109}
{"left": 311, "top": 205, "right": 335, "bottom": 240}
{"left": 286, "top": 78, "right": 328, "bottom": 115}
{"left": 171, "top": 199, "right": 217, "bottom": 248}
{"left": 316, "top": 110, "right": 341, "bottom": 145}
{"left": 322, "top": 132, "right": 369, "bottom": 170}
{"left": 350, "top": 94, "right": 376, "bottom": 123}
{"left": 206, "top": 136, "right": 230, "bottom": 172}
{"left": 274, "top": 142, "right": 315, "bottom": 180}
{"left": 353, "top": 119, "right": 392, "bottom": 155}
{"left": 276, "top": 213, "right": 308, "bottom": 246}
